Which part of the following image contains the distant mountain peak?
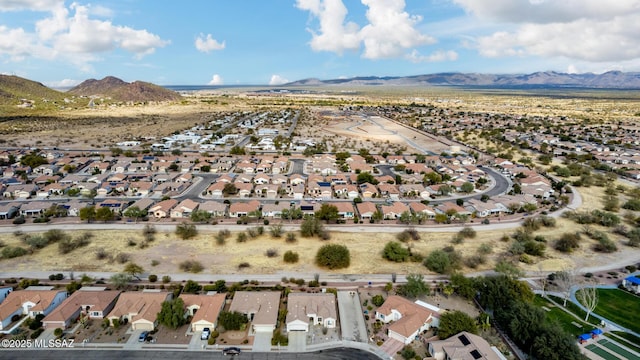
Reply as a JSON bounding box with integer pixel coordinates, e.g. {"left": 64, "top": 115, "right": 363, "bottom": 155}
{"left": 69, "top": 76, "right": 180, "bottom": 102}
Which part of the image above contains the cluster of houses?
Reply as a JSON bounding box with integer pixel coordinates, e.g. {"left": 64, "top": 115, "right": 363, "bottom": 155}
{"left": 0, "top": 147, "right": 557, "bottom": 222}
{"left": 410, "top": 105, "right": 640, "bottom": 180}
{"left": 0, "top": 285, "right": 504, "bottom": 358}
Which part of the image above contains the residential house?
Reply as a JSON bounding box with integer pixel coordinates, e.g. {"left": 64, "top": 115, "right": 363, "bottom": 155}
{"left": 180, "top": 293, "right": 226, "bottom": 332}
{"left": 128, "top": 198, "right": 155, "bottom": 213}
{"left": 0, "top": 287, "right": 68, "bottom": 330}
{"left": 255, "top": 184, "right": 280, "bottom": 199}
{"left": 3, "top": 184, "right": 37, "bottom": 199}
{"left": 199, "top": 201, "right": 226, "bottom": 218}
{"left": 329, "top": 202, "right": 355, "bottom": 219}
{"left": 436, "top": 202, "right": 472, "bottom": 218}
{"left": 400, "top": 184, "right": 428, "bottom": 199}
{"left": 409, "top": 202, "right": 436, "bottom": 220}
{"left": 262, "top": 202, "right": 290, "bottom": 218}
{"left": 286, "top": 293, "right": 337, "bottom": 332}
{"left": 149, "top": 199, "right": 178, "bottom": 219}
{"left": 378, "top": 183, "right": 400, "bottom": 201}
{"left": 19, "top": 201, "right": 49, "bottom": 217}
{"left": 234, "top": 182, "right": 253, "bottom": 198}
{"left": 381, "top": 202, "right": 410, "bottom": 220}
{"left": 359, "top": 182, "right": 378, "bottom": 198}
{"left": 171, "top": 199, "right": 200, "bottom": 219}
{"left": 427, "top": 331, "right": 504, "bottom": 360}
{"left": 106, "top": 291, "right": 172, "bottom": 331}
{"left": 42, "top": 288, "right": 120, "bottom": 329}
{"left": 229, "top": 200, "right": 261, "bottom": 218}
{"left": 0, "top": 203, "right": 19, "bottom": 220}
{"left": 206, "top": 182, "right": 226, "bottom": 198}
{"left": 229, "top": 291, "right": 280, "bottom": 333}
{"left": 356, "top": 202, "right": 378, "bottom": 220}
{"left": 63, "top": 200, "right": 89, "bottom": 217}
{"left": 375, "top": 295, "right": 437, "bottom": 345}
{"left": 465, "top": 199, "right": 508, "bottom": 218}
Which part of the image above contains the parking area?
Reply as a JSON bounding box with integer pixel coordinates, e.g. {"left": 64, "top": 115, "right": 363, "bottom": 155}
{"left": 288, "top": 331, "right": 306, "bottom": 352}
{"left": 337, "top": 290, "right": 367, "bottom": 343}
{"left": 252, "top": 331, "right": 273, "bottom": 352}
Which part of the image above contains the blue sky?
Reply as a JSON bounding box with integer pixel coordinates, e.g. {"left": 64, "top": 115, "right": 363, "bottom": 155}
{"left": 1, "top": 0, "right": 640, "bottom": 86}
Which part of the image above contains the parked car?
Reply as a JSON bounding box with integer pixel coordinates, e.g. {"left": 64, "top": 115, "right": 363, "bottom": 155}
{"left": 138, "top": 331, "right": 149, "bottom": 342}
{"left": 222, "top": 346, "right": 241, "bottom": 355}
{"left": 201, "top": 327, "right": 211, "bottom": 340}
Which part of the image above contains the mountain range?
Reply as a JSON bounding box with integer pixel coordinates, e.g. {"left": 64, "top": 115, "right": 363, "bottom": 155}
{"left": 286, "top": 71, "right": 640, "bottom": 89}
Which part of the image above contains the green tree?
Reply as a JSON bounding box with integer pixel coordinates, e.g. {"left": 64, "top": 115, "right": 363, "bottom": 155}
{"left": 315, "top": 204, "right": 339, "bottom": 222}
{"left": 437, "top": 310, "right": 478, "bottom": 339}
{"left": 300, "top": 216, "right": 324, "bottom": 237}
{"left": 218, "top": 311, "right": 248, "bottom": 331}
{"left": 110, "top": 273, "right": 132, "bottom": 289}
{"left": 95, "top": 207, "right": 114, "bottom": 222}
{"left": 229, "top": 146, "right": 246, "bottom": 155}
{"left": 20, "top": 152, "right": 48, "bottom": 168}
{"left": 460, "top": 182, "right": 475, "bottom": 193}
{"left": 124, "top": 262, "right": 144, "bottom": 280}
{"left": 424, "top": 249, "right": 453, "bottom": 274}
{"left": 123, "top": 206, "right": 147, "bottom": 223}
{"left": 157, "top": 298, "right": 187, "bottom": 329}
{"left": 222, "top": 183, "right": 238, "bottom": 196}
{"left": 382, "top": 241, "right": 410, "bottom": 262}
{"left": 399, "top": 273, "right": 429, "bottom": 298}
{"left": 183, "top": 280, "right": 202, "bottom": 293}
{"left": 371, "top": 294, "right": 385, "bottom": 307}
{"left": 190, "top": 209, "right": 212, "bottom": 223}
{"left": 79, "top": 206, "right": 96, "bottom": 223}
{"left": 356, "top": 172, "right": 379, "bottom": 185}
{"left": 315, "top": 244, "right": 350, "bottom": 269}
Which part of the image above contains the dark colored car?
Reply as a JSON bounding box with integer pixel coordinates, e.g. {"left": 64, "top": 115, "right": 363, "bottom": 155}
{"left": 222, "top": 346, "right": 241, "bottom": 355}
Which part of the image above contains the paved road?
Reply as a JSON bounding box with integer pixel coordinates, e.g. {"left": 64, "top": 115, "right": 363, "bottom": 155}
{"left": 0, "top": 348, "right": 381, "bottom": 360}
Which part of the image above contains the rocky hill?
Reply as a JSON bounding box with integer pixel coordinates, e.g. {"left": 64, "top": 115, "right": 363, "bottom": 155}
{"left": 287, "top": 71, "right": 640, "bottom": 89}
{"left": 0, "top": 75, "right": 68, "bottom": 107}
{"left": 69, "top": 76, "right": 181, "bottom": 102}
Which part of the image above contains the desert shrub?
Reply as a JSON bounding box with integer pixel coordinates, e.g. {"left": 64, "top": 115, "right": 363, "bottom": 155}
{"left": 247, "top": 227, "right": 261, "bottom": 238}
{"left": 318, "top": 230, "right": 331, "bottom": 241}
{"left": 58, "top": 234, "right": 91, "bottom": 254}
{"left": 265, "top": 248, "right": 278, "bottom": 258}
{"left": 44, "top": 229, "right": 68, "bottom": 243}
{"left": 451, "top": 233, "right": 464, "bottom": 244}
{"left": 459, "top": 226, "right": 477, "bottom": 239}
{"left": 464, "top": 255, "right": 486, "bottom": 268}
{"left": 300, "top": 216, "right": 324, "bottom": 237}
{"left": 148, "top": 274, "right": 158, "bottom": 283}
{"left": 175, "top": 222, "right": 197, "bottom": 239}
{"left": 12, "top": 216, "right": 25, "bottom": 225}
{"left": 162, "top": 275, "right": 171, "bottom": 283}
{"left": 283, "top": 250, "right": 299, "bottom": 263}
{"left": 623, "top": 199, "right": 640, "bottom": 211}
{"left": 2, "top": 246, "right": 28, "bottom": 259}
{"left": 285, "top": 232, "right": 297, "bottom": 243}
{"left": 236, "top": 232, "right": 248, "bottom": 243}
{"left": 478, "top": 243, "right": 493, "bottom": 255}
{"left": 315, "top": 244, "right": 350, "bottom": 269}
{"left": 215, "top": 229, "right": 231, "bottom": 245}
{"left": 554, "top": 233, "right": 581, "bottom": 253}
{"left": 523, "top": 240, "right": 545, "bottom": 256}
{"left": 627, "top": 228, "right": 640, "bottom": 247}
{"left": 237, "top": 262, "right": 250, "bottom": 269}
{"left": 508, "top": 241, "right": 525, "bottom": 256}
{"left": 115, "top": 252, "right": 130, "bottom": 264}
{"left": 270, "top": 223, "right": 284, "bottom": 238}
{"left": 95, "top": 247, "right": 108, "bottom": 260}
{"left": 423, "top": 248, "right": 461, "bottom": 274}
{"left": 382, "top": 241, "right": 410, "bottom": 262}
{"left": 179, "top": 260, "right": 204, "bottom": 273}
{"left": 53, "top": 328, "right": 63, "bottom": 338}
{"left": 23, "top": 235, "right": 49, "bottom": 249}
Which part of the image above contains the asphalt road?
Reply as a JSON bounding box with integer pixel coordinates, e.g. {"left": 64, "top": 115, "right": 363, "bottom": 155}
{"left": 0, "top": 348, "right": 381, "bottom": 360}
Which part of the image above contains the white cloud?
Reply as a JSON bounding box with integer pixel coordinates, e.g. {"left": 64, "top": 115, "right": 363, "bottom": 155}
{"left": 454, "top": 0, "right": 640, "bottom": 64}
{"left": 406, "top": 49, "right": 458, "bottom": 63}
{"left": 359, "top": 0, "right": 435, "bottom": 59}
{"left": 0, "top": 0, "right": 63, "bottom": 12}
{"left": 208, "top": 74, "right": 224, "bottom": 85}
{"left": 195, "top": 33, "right": 226, "bottom": 53}
{"left": 269, "top": 75, "right": 289, "bottom": 85}
{"left": 46, "top": 78, "right": 80, "bottom": 88}
{"left": 0, "top": 2, "right": 169, "bottom": 69}
{"left": 296, "top": 0, "right": 361, "bottom": 54}
{"left": 296, "top": 0, "right": 446, "bottom": 61}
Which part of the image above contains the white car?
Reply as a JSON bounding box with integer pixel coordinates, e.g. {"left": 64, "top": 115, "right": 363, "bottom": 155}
{"left": 201, "top": 327, "right": 211, "bottom": 340}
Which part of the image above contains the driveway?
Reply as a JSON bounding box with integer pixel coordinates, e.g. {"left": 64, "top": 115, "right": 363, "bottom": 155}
{"left": 252, "top": 330, "right": 273, "bottom": 352}
{"left": 288, "top": 331, "right": 306, "bottom": 352}
{"left": 337, "top": 291, "right": 368, "bottom": 343}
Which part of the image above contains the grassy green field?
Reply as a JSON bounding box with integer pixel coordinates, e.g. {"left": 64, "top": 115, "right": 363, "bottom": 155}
{"left": 533, "top": 295, "right": 594, "bottom": 337}
{"left": 578, "top": 289, "right": 640, "bottom": 334}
